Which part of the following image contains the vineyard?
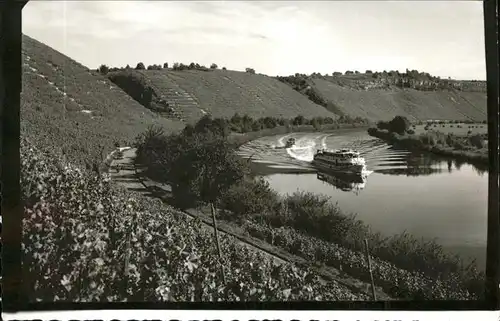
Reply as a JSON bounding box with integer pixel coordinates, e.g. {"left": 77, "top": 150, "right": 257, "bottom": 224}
{"left": 241, "top": 220, "right": 483, "bottom": 300}
{"left": 309, "top": 78, "right": 487, "bottom": 122}
{"left": 107, "top": 68, "right": 336, "bottom": 124}
{"left": 21, "top": 34, "right": 184, "bottom": 169}
{"left": 21, "top": 137, "right": 366, "bottom": 302}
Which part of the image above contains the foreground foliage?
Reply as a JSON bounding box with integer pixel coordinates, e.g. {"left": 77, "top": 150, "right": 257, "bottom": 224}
{"left": 21, "top": 138, "right": 364, "bottom": 302}
{"left": 241, "top": 221, "right": 482, "bottom": 300}
{"left": 222, "top": 185, "right": 485, "bottom": 300}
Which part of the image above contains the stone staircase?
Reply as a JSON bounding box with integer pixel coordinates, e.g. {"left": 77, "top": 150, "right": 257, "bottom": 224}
{"left": 155, "top": 77, "right": 207, "bottom": 123}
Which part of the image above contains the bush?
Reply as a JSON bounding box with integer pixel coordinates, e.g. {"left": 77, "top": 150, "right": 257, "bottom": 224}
{"left": 389, "top": 116, "right": 411, "bottom": 134}
{"left": 245, "top": 68, "right": 256, "bottom": 74}
{"left": 468, "top": 134, "right": 484, "bottom": 149}
{"left": 98, "top": 64, "right": 109, "bottom": 75}
{"left": 210, "top": 63, "right": 218, "bottom": 69}
{"left": 135, "top": 62, "right": 145, "bottom": 70}
{"left": 220, "top": 178, "right": 281, "bottom": 219}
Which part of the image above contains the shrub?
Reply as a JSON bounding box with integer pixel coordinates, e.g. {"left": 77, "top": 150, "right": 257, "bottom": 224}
{"left": 245, "top": 68, "right": 256, "bottom": 74}
{"left": 220, "top": 178, "right": 280, "bottom": 219}
{"left": 210, "top": 63, "right": 218, "bottom": 69}
{"left": 163, "top": 62, "right": 169, "bottom": 69}
{"left": 389, "top": 116, "right": 411, "bottom": 134}
{"left": 135, "top": 62, "right": 145, "bottom": 70}
{"left": 376, "top": 121, "right": 390, "bottom": 131}
{"left": 292, "top": 115, "right": 305, "bottom": 126}
{"left": 98, "top": 64, "right": 109, "bottom": 75}
{"left": 468, "top": 134, "right": 484, "bottom": 149}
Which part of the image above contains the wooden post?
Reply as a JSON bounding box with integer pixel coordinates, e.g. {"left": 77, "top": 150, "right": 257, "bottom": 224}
{"left": 364, "top": 239, "right": 377, "bottom": 301}
{"left": 210, "top": 202, "right": 226, "bottom": 283}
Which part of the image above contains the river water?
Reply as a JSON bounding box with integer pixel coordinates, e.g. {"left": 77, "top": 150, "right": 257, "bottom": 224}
{"left": 236, "top": 128, "right": 488, "bottom": 269}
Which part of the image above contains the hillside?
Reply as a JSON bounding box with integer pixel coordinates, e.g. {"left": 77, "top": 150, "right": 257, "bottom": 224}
{"left": 21, "top": 34, "right": 184, "bottom": 168}
{"left": 277, "top": 73, "right": 487, "bottom": 122}
{"left": 107, "top": 69, "right": 337, "bottom": 124}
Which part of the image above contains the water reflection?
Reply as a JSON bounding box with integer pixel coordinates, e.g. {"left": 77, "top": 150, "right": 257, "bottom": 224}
{"left": 316, "top": 170, "right": 367, "bottom": 194}
{"left": 370, "top": 149, "right": 488, "bottom": 177}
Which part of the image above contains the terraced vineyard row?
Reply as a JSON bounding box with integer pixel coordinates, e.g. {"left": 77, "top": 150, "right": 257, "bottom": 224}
{"left": 21, "top": 34, "right": 184, "bottom": 168}
{"left": 116, "top": 69, "right": 337, "bottom": 124}
{"left": 310, "top": 78, "right": 487, "bottom": 122}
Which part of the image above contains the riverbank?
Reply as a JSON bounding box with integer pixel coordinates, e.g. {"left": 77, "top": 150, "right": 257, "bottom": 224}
{"left": 367, "top": 127, "right": 489, "bottom": 168}
{"left": 229, "top": 123, "right": 370, "bottom": 148}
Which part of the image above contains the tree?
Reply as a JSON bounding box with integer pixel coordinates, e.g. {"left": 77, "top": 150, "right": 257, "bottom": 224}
{"left": 222, "top": 67, "right": 227, "bottom": 70}
{"left": 469, "top": 134, "right": 485, "bottom": 149}
{"left": 376, "top": 121, "right": 390, "bottom": 131}
{"left": 311, "top": 118, "right": 321, "bottom": 131}
{"left": 163, "top": 62, "right": 169, "bottom": 69}
{"left": 292, "top": 115, "right": 305, "bottom": 126}
{"left": 245, "top": 68, "right": 256, "bottom": 74}
{"left": 210, "top": 63, "right": 218, "bottom": 69}
{"left": 125, "top": 64, "right": 131, "bottom": 69}
{"left": 389, "top": 116, "right": 411, "bottom": 134}
{"left": 135, "top": 62, "right": 145, "bottom": 70}
{"left": 98, "top": 64, "right": 109, "bottom": 75}
{"left": 189, "top": 115, "right": 230, "bottom": 138}
{"left": 167, "top": 132, "right": 248, "bottom": 282}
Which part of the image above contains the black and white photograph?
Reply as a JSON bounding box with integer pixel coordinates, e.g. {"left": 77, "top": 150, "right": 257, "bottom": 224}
{"left": 6, "top": 0, "right": 498, "bottom": 308}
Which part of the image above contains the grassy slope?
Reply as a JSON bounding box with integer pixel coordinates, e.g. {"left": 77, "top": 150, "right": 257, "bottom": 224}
{"left": 21, "top": 34, "right": 184, "bottom": 168}
{"left": 310, "top": 78, "right": 487, "bottom": 122}
{"left": 121, "top": 69, "right": 338, "bottom": 123}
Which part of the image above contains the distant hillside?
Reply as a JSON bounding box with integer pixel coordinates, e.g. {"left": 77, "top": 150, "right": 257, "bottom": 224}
{"left": 21, "top": 34, "right": 184, "bottom": 168}
{"left": 107, "top": 69, "right": 337, "bottom": 124}
{"left": 276, "top": 72, "right": 487, "bottom": 122}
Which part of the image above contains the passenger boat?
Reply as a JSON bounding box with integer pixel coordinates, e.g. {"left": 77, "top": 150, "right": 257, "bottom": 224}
{"left": 312, "top": 148, "right": 366, "bottom": 174}
{"left": 284, "top": 138, "right": 296, "bottom": 148}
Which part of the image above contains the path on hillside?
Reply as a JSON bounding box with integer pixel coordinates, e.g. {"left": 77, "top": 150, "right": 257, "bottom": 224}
{"left": 109, "top": 148, "right": 392, "bottom": 300}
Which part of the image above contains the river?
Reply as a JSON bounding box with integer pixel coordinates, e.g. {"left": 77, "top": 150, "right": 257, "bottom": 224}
{"left": 236, "top": 128, "right": 488, "bottom": 270}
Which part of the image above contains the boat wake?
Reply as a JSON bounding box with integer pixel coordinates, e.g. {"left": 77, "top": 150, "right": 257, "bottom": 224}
{"left": 285, "top": 134, "right": 329, "bottom": 162}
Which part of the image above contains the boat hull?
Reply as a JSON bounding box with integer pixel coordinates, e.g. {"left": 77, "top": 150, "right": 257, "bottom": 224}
{"left": 312, "top": 159, "right": 366, "bottom": 175}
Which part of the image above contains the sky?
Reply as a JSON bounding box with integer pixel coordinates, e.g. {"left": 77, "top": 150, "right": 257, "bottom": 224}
{"left": 22, "top": 1, "right": 486, "bottom": 80}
